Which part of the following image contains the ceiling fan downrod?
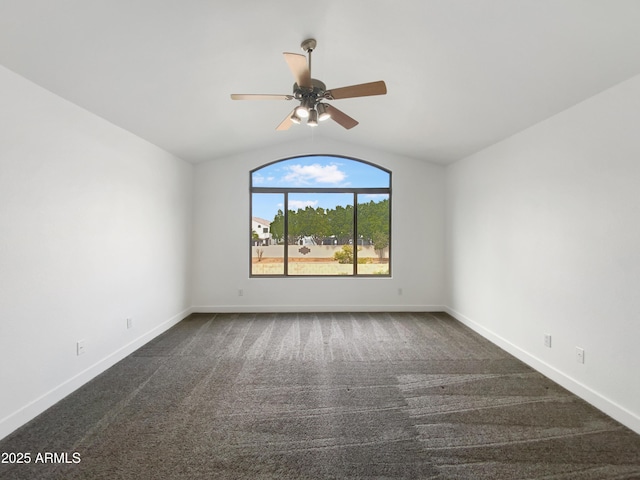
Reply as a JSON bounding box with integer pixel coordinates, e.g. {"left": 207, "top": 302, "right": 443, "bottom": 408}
{"left": 300, "top": 38, "right": 316, "bottom": 77}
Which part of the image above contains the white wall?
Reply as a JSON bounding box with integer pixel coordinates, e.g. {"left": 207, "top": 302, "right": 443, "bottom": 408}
{"left": 446, "top": 74, "right": 640, "bottom": 434}
{"left": 192, "top": 138, "right": 446, "bottom": 312}
{"left": 0, "top": 66, "right": 194, "bottom": 440}
{"left": 4, "top": 53, "right": 637, "bottom": 442}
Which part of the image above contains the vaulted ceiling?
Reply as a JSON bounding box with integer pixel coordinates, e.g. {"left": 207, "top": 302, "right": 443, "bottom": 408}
{"left": 2, "top": 1, "right": 640, "bottom": 164}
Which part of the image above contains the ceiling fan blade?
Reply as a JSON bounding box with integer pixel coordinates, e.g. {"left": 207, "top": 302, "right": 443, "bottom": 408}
{"left": 325, "top": 105, "right": 359, "bottom": 129}
{"left": 326, "top": 80, "right": 387, "bottom": 100}
{"left": 276, "top": 109, "right": 296, "bottom": 131}
{"left": 231, "top": 94, "right": 293, "bottom": 100}
{"left": 283, "top": 53, "right": 311, "bottom": 89}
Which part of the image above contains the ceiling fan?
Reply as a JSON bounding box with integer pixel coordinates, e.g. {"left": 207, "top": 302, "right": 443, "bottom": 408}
{"left": 230, "top": 39, "right": 387, "bottom": 130}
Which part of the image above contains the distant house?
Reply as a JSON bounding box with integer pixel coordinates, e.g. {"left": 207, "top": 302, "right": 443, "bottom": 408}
{"left": 251, "top": 217, "right": 272, "bottom": 246}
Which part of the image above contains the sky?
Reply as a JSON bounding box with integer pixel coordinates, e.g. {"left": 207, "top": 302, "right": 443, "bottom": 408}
{"left": 251, "top": 156, "right": 390, "bottom": 222}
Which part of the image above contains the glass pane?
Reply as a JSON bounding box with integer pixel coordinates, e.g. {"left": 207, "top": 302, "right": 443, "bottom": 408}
{"left": 287, "top": 193, "right": 353, "bottom": 276}
{"left": 356, "top": 194, "right": 390, "bottom": 275}
{"left": 251, "top": 193, "right": 284, "bottom": 275}
{"left": 252, "top": 156, "right": 389, "bottom": 189}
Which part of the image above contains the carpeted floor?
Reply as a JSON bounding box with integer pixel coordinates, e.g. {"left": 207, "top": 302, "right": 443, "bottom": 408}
{"left": 1, "top": 312, "right": 639, "bottom": 479}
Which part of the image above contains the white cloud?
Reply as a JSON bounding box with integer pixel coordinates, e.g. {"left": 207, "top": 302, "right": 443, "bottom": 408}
{"left": 288, "top": 199, "right": 318, "bottom": 210}
{"left": 282, "top": 163, "right": 346, "bottom": 185}
{"left": 252, "top": 174, "right": 276, "bottom": 185}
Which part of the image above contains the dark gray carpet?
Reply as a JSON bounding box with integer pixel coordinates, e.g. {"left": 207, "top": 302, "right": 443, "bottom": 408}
{"left": 1, "top": 312, "right": 639, "bottom": 479}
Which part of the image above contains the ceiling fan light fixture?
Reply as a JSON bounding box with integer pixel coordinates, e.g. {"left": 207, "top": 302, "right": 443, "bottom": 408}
{"left": 296, "top": 96, "right": 315, "bottom": 118}
{"left": 307, "top": 108, "right": 318, "bottom": 127}
{"left": 295, "top": 104, "right": 309, "bottom": 118}
{"left": 316, "top": 103, "right": 331, "bottom": 121}
{"left": 290, "top": 110, "right": 302, "bottom": 124}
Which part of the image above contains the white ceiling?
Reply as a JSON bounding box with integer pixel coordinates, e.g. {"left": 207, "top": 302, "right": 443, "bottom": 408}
{"left": 2, "top": 0, "right": 640, "bottom": 165}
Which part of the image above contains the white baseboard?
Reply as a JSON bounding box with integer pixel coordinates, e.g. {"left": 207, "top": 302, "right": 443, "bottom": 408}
{"left": 445, "top": 306, "right": 640, "bottom": 435}
{"left": 0, "top": 307, "right": 193, "bottom": 442}
{"left": 191, "top": 304, "right": 446, "bottom": 313}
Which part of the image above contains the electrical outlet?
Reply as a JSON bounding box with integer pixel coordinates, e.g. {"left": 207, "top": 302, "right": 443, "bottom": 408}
{"left": 77, "top": 340, "right": 86, "bottom": 356}
{"left": 398, "top": 288, "right": 403, "bottom": 296}
{"left": 238, "top": 289, "right": 244, "bottom": 297}
{"left": 126, "top": 318, "right": 133, "bottom": 329}
{"left": 576, "top": 347, "right": 585, "bottom": 364}
{"left": 544, "top": 334, "right": 552, "bottom": 348}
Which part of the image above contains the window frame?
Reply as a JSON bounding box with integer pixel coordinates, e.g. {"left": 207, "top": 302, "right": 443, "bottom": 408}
{"left": 250, "top": 155, "right": 392, "bottom": 278}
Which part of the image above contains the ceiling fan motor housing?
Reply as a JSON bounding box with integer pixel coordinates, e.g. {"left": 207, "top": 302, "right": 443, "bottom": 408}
{"left": 293, "top": 79, "right": 327, "bottom": 100}
{"left": 293, "top": 79, "right": 328, "bottom": 121}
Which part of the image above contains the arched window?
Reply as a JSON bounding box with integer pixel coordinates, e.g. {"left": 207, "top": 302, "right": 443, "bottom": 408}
{"left": 250, "top": 155, "right": 391, "bottom": 276}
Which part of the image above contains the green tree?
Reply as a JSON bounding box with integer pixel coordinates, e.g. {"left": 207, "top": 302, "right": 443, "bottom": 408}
{"left": 357, "top": 198, "right": 389, "bottom": 253}
{"left": 308, "top": 206, "right": 330, "bottom": 245}
{"left": 326, "top": 204, "right": 353, "bottom": 245}
{"left": 287, "top": 208, "right": 301, "bottom": 244}
{"left": 371, "top": 231, "right": 389, "bottom": 257}
{"left": 277, "top": 199, "right": 387, "bottom": 251}
{"left": 270, "top": 209, "right": 284, "bottom": 244}
{"left": 287, "top": 206, "right": 331, "bottom": 245}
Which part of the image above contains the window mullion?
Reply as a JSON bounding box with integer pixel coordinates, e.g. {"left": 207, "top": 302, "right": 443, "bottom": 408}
{"left": 353, "top": 192, "right": 357, "bottom": 276}
{"left": 284, "top": 192, "right": 289, "bottom": 276}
